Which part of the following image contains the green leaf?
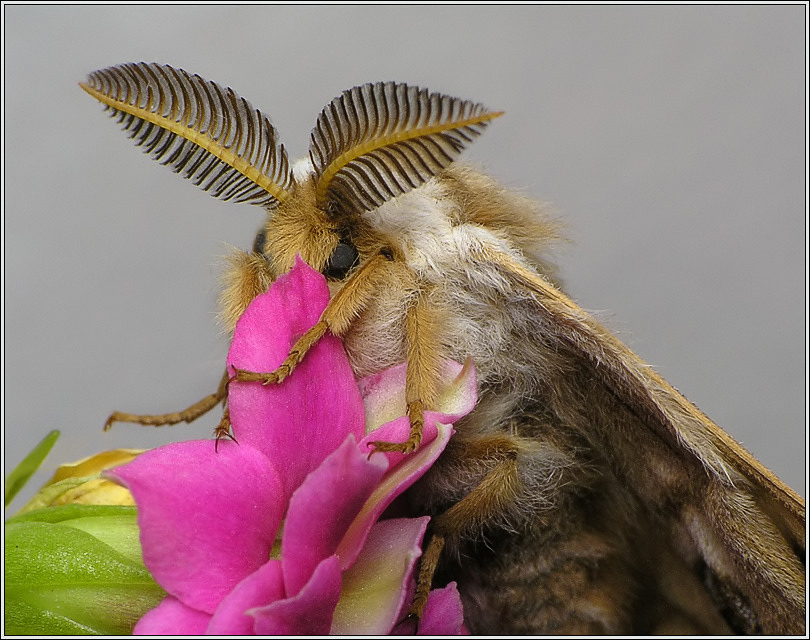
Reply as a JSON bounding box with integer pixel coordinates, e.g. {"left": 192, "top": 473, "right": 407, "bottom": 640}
{"left": 8, "top": 504, "right": 143, "bottom": 564}
{"left": 4, "top": 518, "right": 164, "bottom": 635}
{"left": 4, "top": 430, "right": 60, "bottom": 507}
{"left": 7, "top": 503, "right": 137, "bottom": 524}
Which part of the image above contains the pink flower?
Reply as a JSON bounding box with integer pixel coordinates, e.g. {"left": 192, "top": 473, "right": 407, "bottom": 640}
{"left": 107, "top": 257, "right": 477, "bottom": 635}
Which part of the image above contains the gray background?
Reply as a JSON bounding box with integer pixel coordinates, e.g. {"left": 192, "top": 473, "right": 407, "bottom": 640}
{"left": 4, "top": 4, "right": 806, "bottom": 512}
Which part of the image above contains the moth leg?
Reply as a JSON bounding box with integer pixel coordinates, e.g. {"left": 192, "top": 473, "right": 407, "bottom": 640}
{"left": 409, "top": 435, "right": 522, "bottom": 618}
{"left": 104, "top": 369, "right": 229, "bottom": 431}
{"left": 409, "top": 533, "right": 446, "bottom": 624}
{"left": 212, "top": 405, "right": 235, "bottom": 449}
{"left": 370, "top": 286, "right": 443, "bottom": 454}
{"left": 231, "top": 251, "right": 390, "bottom": 385}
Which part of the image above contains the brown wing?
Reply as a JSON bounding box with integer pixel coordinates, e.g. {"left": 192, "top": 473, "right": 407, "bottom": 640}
{"left": 484, "top": 244, "right": 805, "bottom": 635}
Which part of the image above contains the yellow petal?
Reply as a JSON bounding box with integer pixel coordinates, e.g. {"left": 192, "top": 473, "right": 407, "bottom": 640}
{"left": 17, "top": 449, "right": 144, "bottom": 514}
{"left": 48, "top": 448, "right": 144, "bottom": 483}
{"left": 50, "top": 477, "right": 136, "bottom": 507}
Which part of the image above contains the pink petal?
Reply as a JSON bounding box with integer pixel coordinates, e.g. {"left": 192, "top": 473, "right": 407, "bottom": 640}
{"left": 228, "top": 256, "right": 329, "bottom": 371}
{"left": 359, "top": 358, "right": 478, "bottom": 434}
{"left": 281, "top": 436, "right": 387, "bottom": 596}
{"left": 331, "top": 517, "right": 429, "bottom": 635}
{"left": 339, "top": 423, "right": 453, "bottom": 566}
{"left": 206, "top": 560, "right": 285, "bottom": 635}
{"left": 417, "top": 582, "right": 467, "bottom": 635}
{"left": 251, "top": 555, "right": 342, "bottom": 635}
{"left": 391, "top": 583, "right": 466, "bottom": 636}
{"left": 357, "top": 362, "right": 408, "bottom": 432}
{"left": 227, "top": 257, "right": 366, "bottom": 500}
{"left": 108, "top": 440, "right": 285, "bottom": 614}
{"left": 431, "top": 357, "right": 478, "bottom": 422}
{"left": 358, "top": 414, "right": 438, "bottom": 469}
{"left": 133, "top": 596, "right": 210, "bottom": 635}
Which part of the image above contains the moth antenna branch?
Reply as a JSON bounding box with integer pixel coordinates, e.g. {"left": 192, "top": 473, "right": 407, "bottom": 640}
{"left": 103, "top": 369, "right": 229, "bottom": 430}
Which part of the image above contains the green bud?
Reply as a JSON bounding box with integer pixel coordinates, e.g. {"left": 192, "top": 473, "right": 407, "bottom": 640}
{"left": 5, "top": 438, "right": 162, "bottom": 635}
{"left": 4, "top": 504, "right": 165, "bottom": 635}
{"left": 16, "top": 448, "right": 143, "bottom": 515}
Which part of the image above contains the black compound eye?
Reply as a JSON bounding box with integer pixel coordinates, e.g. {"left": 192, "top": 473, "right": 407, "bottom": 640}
{"left": 323, "top": 239, "right": 359, "bottom": 280}
{"left": 252, "top": 226, "right": 267, "bottom": 255}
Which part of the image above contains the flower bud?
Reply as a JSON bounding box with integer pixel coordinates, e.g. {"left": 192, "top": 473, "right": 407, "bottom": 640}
{"left": 4, "top": 504, "right": 165, "bottom": 635}
{"left": 17, "top": 449, "right": 142, "bottom": 514}
{"left": 5, "top": 445, "right": 162, "bottom": 635}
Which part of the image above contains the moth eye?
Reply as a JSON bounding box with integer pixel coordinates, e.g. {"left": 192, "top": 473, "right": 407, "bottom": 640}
{"left": 323, "top": 239, "right": 359, "bottom": 280}
{"left": 252, "top": 226, "right": 267, "bottom": 255}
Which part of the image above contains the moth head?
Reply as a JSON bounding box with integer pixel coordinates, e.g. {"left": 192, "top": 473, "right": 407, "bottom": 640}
{"left": 81, "top": 63, "right": 502, "bottom": 282}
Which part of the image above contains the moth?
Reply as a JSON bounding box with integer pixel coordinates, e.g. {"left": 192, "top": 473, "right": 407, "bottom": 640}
{"left": 81, "top": 62, "right": 805, "bottom": 635}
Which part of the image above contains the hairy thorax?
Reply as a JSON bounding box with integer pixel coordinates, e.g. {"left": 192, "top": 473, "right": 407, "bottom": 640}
{"left": 341, "top": 165, "right": 563, "bottom": 388}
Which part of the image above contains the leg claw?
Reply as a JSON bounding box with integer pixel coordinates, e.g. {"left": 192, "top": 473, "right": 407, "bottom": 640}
{"left": 368, "top": 437, "right": 420, "bottom": 455}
